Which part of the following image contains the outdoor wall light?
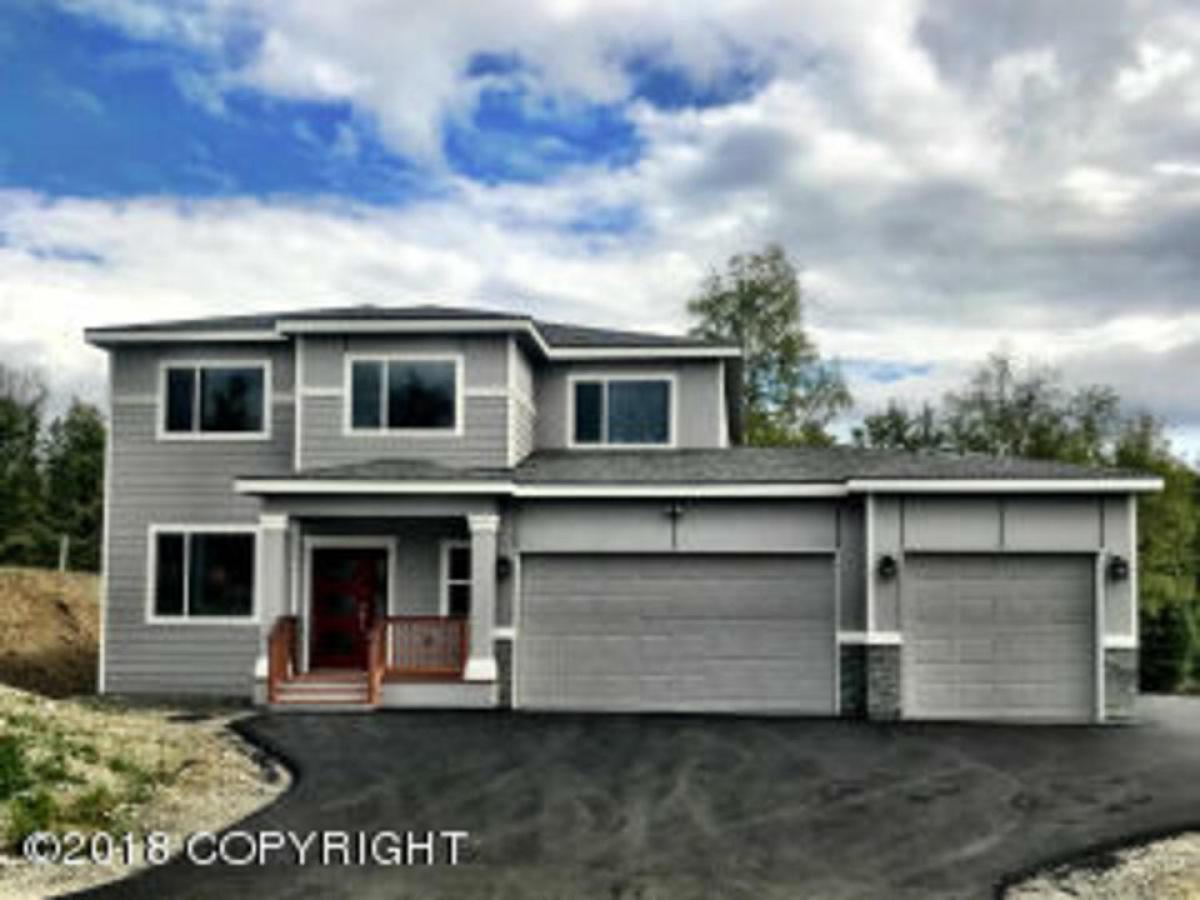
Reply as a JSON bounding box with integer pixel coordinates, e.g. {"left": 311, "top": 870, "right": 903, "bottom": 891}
{"left": 1107, "top": 555, "right": 1130, "bottom": 582}
{"left": 877, "top": 554, "right": 899, "bottom": 581}
{"left": 496, "top": 555, "right": 513, "bottom": 581}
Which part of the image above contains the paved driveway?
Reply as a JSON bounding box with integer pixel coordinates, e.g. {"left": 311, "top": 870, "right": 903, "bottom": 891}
{"left": 79, "top": 697, "right": 1200, "bottom": 899}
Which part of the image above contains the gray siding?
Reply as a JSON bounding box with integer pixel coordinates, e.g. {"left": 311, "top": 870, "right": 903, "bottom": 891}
{"left": 839, "top": 501, "right": 866, "bottom": 632}
{"left": 511, "top": 341, "right": 536, "bottom": 465}
{"left": 112, "top": 342, "right": 295, "bottom": 397}
{"left": 301, "top": 394, "right": 508, "bottom": 469}
{"left": 533, "top": 360, "right": 724, "bottom": 450}
{"left": 297, "top": 334, "right": 512, "bottom": 470}
{"left": 515, "top": 499, "right": 839, "bottom": 555}
{"left": 104, "top": 344, "right": 294, "bottom": 697}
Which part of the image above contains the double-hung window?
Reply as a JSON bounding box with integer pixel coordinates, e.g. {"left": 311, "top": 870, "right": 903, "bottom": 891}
{"left": 572, "top": 376, "right": 673, "bottom": 446}
{"left": 150, "top": 527, "right": 257, "bottom": 622}
{"left": 441, "top": 541, "right": 472, "bottom": 617}
{"left": 161, "top": 362, "right": 268, "bottom": 438}
{"left": 349, "top": 357, "right": 460, "bottom": 433}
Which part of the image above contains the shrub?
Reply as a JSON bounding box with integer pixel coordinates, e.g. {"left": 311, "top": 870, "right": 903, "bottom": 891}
{"left": 65, "top": 785, "right": 119, "bottom": 829}
{"left": 0, "top": 736, "right": 31, "bottom": 801}
{"left": 1140, "top": 604, "right": 1194, "bottom": 692}
{"left": 6, "top": 789, "right": 57, "bottom": 849}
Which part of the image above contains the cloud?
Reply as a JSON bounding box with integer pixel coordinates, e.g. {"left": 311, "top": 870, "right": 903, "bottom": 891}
{"left": 6, "top": 0, "right": 1200, "bottom": 457}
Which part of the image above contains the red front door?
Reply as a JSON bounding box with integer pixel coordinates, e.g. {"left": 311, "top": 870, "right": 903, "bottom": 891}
{"left": 309, "top": 547, "right": 387, "bottom": 669}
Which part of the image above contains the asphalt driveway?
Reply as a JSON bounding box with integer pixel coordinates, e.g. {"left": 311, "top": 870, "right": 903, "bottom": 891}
{"left": 77, "top": 697, "right": 1200, "bottom": 900}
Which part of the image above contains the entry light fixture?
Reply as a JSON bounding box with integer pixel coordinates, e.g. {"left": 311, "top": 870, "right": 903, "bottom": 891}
{"left": 1107, "top": 555, "right": 1130, "bottom": 582}
{"left": 496, "top": 555, "right": 513, "bottom": 581}
{"left": 877, "top": 554, "right": 898, "bottom": 581}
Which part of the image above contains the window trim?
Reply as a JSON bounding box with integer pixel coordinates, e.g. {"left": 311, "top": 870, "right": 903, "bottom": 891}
{"left": 438, "top": 539, "right": 471, "bottom": 617}
{"left": 145, "top": 524, "right": 261, "bottom": 625}
{"left": 565, "top": 372, "right": 678, "bottom": 449}
{"left": 156, "top": 359, "right": 272, "bottom": 442}
{"left": 343, "top": 352, "right": 464, "bottom": 437}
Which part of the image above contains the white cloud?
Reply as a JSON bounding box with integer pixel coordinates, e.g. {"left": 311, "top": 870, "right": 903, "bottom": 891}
{"left": 10, "top": 0, "right": 1200, "bottom": 458}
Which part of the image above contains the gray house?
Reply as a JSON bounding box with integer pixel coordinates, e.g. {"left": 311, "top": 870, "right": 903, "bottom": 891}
{"left": 85, "top": 305, "right": 1161, "bottom": 723}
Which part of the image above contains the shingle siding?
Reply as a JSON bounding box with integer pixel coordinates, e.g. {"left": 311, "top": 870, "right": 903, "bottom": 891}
{"left": 297, "top": 334, "right": 512, "bottom": 470}
{"left": 301, "top": 394, "right": 509, "bottom": 469}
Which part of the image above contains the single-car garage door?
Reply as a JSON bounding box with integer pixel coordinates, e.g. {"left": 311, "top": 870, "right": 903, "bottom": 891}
{"left": 905, "top": 554, "right": 1096, "bottom": 722}
{"left": 518, "top": 554, "right": 836, "bottom": 714}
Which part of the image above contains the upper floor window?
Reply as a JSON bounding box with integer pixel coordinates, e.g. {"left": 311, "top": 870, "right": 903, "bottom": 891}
{"left": 161, "top": 362, "right": 268, "bottom": 439}
{"left": 149, "top": 526, "right": 257, "bottom": 623}
{"left": 571, "top": 376, "right": 673, "bottom": 447}
{"left": 348, "top": 356, "right": 460, "bottom": 433}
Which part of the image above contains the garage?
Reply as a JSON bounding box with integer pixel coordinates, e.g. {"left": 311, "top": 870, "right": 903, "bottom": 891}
{"left": 904, "top": 554, "right": 1096, "bottom": 722}
{"left": 517, "top": 554, "right": 836, "bottom": 713}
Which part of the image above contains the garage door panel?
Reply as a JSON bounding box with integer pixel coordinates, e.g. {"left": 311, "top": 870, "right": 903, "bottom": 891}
{"left": 518, "top": 554, "right": 835, "bottom": 714}
{"left": 905, "top": 554, "right": 1095, "bottom": 722}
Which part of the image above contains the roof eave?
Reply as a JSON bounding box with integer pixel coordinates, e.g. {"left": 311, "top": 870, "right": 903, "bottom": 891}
{"left": 845, "top": 477, "right": 1164, "bottom": 494}
{"left": 84, "top": 328, "right": 285, "bottom": 347}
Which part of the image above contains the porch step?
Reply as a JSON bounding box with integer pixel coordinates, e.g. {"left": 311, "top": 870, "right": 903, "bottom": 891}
{"left": 272, "top": 674, "right": 373, "bottom": 709}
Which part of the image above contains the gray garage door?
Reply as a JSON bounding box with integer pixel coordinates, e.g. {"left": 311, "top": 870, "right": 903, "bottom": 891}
{"left": 905, "top": 555, "right": 1096, "bottom": 722}
{"left": 517, "top": 554, "right": 836, "bottom": 714}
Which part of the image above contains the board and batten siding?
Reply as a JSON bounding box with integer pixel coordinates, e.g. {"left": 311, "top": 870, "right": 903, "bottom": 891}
{"left": 533, "top": 359, "right": 726, "bottom": 450}
{"left": 297, "top": 334, "right": 514, "bottom": 470}
{"left": 105, "top": 343, "right": 294, "bottom": 696}
{"left": 870, "top": 495, "right": 1135, "bottom": 640}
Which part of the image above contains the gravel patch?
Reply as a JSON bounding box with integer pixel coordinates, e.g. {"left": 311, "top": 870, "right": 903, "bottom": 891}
{"left": 0, "top": 686, "right": 288, "bottom": 899}
{"left": 1008, "top": 832, "right": 1200, "bottom": 899}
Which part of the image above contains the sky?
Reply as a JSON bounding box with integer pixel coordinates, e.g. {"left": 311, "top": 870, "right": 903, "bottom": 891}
{"left": 3, "top": 0, "right": 1200, "bottom": 454}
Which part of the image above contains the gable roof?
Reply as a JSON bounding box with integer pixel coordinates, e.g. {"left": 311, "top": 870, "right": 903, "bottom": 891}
{"left": 83, "top": 303, "right": 734, "bottom": 353}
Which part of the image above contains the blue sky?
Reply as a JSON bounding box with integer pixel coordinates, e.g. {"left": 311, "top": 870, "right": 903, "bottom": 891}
{"left": 4, "top": 0, "right": 1200, "bottom": 454}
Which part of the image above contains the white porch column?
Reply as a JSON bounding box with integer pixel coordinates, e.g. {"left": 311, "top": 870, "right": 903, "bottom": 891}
{"left": 464, "top": 513, "right": 500, "bottom": 682}
{"left": 253, "top": 513, "right": 290, "bottom": 700}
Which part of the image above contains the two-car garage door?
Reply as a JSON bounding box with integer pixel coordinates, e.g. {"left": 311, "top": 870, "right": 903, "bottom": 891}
{"left": 517, "top": 554, "right": 836, "bottom": 714}
{"left": 905, "top": 554, "right": 1096, "bottom": 722}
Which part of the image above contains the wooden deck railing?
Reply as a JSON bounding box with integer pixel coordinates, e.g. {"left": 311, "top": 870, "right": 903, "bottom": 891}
{"left": 366, "top": 619, "right": 386, "bottom": 704}
{"left": 267, "top": 615, "right": 298, "bottom": 704}
{"left": 386, "top": 616, "right": 468, "bottom": 676}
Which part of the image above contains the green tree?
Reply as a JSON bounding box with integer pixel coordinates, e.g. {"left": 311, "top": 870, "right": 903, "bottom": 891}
{"left": 856, "top": 352, "right": 1200, "bottom": 692}
{"left": 688, "top": 244, "right": 851, "bottom": 446}
{"left": 854, "top": 352, "right": 1122, "bottom": 464}
{"left": 1113, "top": 415, "right": 1200, "bottom": 690}
{"left": 0, "top": 365, "right": 50, "bottom": 566}
{"left": 43, "top": 400, "right": 106, "bottom": 572}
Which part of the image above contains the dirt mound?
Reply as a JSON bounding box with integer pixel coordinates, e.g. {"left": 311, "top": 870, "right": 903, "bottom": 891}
{"left": 0, "top": 567, "right": 99, "bottom": 697}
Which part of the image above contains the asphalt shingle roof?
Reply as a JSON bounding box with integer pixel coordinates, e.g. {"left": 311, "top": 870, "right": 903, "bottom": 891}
{"left": 250, "top": 446, "right": 1148, "bottom": 486}
{"left": 86, "top": 304, "right": 725, "bottom": 350}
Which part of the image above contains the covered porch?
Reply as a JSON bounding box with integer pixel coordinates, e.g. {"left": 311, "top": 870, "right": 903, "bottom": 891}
{"left": 243, "top": 488, "right": 510, "bottom": 710}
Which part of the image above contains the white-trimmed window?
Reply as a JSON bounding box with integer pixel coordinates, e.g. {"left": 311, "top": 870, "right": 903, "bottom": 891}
{"left": 148, "top": 526, "right": 258, "bottom": 623}
{"left": 160, "top": 361, "right": 269, "bottom": 439}
{"left": 570, "top": 375, "right": 674, "bottom": 447}
{"left": 347, "top": 355, "right": 461, "bottom": 433}
{"left": 440, "top": 540, "right": 472, "bottom": 617}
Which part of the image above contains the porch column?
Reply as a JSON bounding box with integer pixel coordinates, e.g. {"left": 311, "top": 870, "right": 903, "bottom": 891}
{"left": 253, "top": 513, "right": 290, "bottom": 701}
{"left": 464, "top": 513, "right": 500, "bottom": 682}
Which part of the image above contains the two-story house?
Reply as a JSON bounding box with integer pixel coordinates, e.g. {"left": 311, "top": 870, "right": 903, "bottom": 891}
{"left": 85, "top": 305, "right": 1160, "bottom": 722}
